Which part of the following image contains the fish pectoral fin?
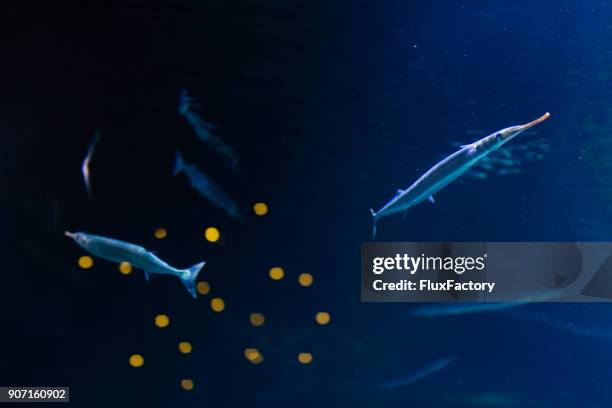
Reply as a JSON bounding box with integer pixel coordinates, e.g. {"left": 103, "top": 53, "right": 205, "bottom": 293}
{"left": 402, "top": 210, "right": 408, "bottom": 219}
{"left": 144, "top": 272, "right": 150, "bottom": 282}
{"left": 428, "top": 195, "right": 435, "bottom": 204}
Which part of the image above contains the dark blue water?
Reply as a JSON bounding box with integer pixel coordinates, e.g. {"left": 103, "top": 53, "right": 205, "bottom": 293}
{"left": 2, "top": 1, "right": 612, "bottom": 406}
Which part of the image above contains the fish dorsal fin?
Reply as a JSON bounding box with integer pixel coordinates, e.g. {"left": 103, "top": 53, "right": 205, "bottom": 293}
{"left": 392, "top": 189, "right": 405, "bottom": 199}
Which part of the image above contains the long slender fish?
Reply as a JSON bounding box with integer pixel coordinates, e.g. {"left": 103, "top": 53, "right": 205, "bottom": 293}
{"left": 82, "top": 131, "right": 101, "bottom": 200}
{"left": 178, "top": 89, "right": 240, "bottom": 168}
{"left": 65, "top": 231, "right": 205, "bottom": 298}
{"left": 370, "top": 112, "right": 550, "bottom": 237}
{"left": 174, "top": 150, "right": 243, "bottom": 221}
{"left": 378, "top": 356, "right": 457, "bottom": 389}
{"left": 411, "top": 301, "right": 530, "bottom": 318}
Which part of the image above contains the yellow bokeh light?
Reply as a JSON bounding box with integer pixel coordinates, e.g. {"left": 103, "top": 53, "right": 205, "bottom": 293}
{"left": 180, "top": 379, "right": 194, "bottom": 391}
{"left": 298, "top": 353, "right": 313, "bottom": 364}
{"left": 78, "top": 256, "right": 93, "bottom": 269}
{"left": 129, "top": 354, "right": 144, "bottom": 367}
{"left": 244, "top": 348, "right": 263, "bottom": 364}
{"left": 298, "top": 273, "right": 313, "bottom": 287}
{"left": 196, "top": 281, "right": 210, "bottom": 295}
{"left": 315, "top": 312, "right": 331, "bottom": 325}
{"left": 119, "top": 262, "right": 132, "bottom": 275}
{"left": 178, "top": 341, "right": 192, "bottom": 354}
{"left": 210, "top": 297, "right": 225, "bottom": 312}
{"left": 249, "top": 313, "right": 265, "bottom": 327}
{"left": 154, "top": 227, "right": 167, "bottom": 239}
{"left": 253, "top": 202, "right": 268, "bottom": 216}
{"left": 269, "top": 267, "right": 284, "bottom": 280}
{"left": 154, "top": 314, "right": 170, "bottom": 328}
{"left": 204, "top": 227, "right": 220, "bottom": 242}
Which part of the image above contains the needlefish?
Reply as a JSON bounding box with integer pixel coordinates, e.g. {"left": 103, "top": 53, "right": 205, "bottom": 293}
{"left": 65, "top": 231, "right": 205, "bottom": 298}
{"left": 369, "top": 112, "right": 550, "bottom": 237}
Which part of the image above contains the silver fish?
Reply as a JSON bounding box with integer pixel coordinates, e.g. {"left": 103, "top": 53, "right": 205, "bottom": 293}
{"left": 370, "top": 113, "right": 550, "bottom": 237}
{"left": 65, "top": 231, "right": 205, "bottom": 298}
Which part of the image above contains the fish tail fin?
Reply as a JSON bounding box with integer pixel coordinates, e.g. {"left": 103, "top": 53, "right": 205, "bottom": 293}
{"left": 181, "top": 261, "right": 206, "bottom": 298}
{"left": 370, "top": 209, "right": 378, "bottom": 238}
{"left": 174, "top": 150, "right": 184, "bottom": 175}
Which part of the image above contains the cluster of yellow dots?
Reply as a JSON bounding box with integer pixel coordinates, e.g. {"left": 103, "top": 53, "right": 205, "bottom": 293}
{"left": 129, "top": 353, "right": 193, "bottom": 389}
{"left": 130, "top": 314, "right": 195, "bottom": 390}
{"left": 240, "top": 266, "right": 328, "bottom": 365}
{"left": 242, "top": 349, "right": 314, "bottom": 365}
{"left": 75, "top": 216, "right": 330, "bottom": 388}
{"left": 73, "top": 226, "right": 229, "bottom": 392}
{"left": 268, "top": 267, "right": 314, "bottom": 288}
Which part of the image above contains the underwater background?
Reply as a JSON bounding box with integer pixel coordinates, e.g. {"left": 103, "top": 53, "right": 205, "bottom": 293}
{"left": 2, "top": 0, "right": 612, "bottom": 406}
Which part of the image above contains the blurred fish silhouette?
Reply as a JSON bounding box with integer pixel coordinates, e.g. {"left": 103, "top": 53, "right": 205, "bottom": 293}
{"left": 174, "top": 150, "right": 243, "bottom": 221}
{"left": 409, "top": 289, "right": 561, "bottom": 317}
{"left": 464, "top": 135, "right": 550, "bottom": 180}
{"left": 81, "top": 131, "right": 101, "bottom": 200}
{"left": 378, "top": 356, "right": 457, "bottom": 389}
{"left": 178, "top": 89, "right": 240, "bottom": 169}
{"left": 504, "top": 309, "right": 612, "bottom": 340}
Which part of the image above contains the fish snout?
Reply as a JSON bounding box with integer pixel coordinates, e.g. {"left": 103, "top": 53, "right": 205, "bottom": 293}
{"left": 519, "top": 112, "right": 550, "bottom": 131}
{"left": 501, "top": 112, "right": 550, "bottom": 141}
{"left": 65, "top": 231, "right": 77, "bottom": 239}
